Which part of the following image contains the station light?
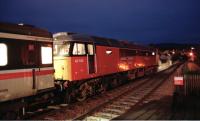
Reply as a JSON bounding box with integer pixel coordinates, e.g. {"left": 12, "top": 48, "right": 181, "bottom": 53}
{"left": 152, "top": 52, "right": 155, "bottom": 56}
{"left": 189, "top": 52, "right": 193, "bottom": 57}
{"left": 18, "top": 23, "right": 24, "bottom": 26}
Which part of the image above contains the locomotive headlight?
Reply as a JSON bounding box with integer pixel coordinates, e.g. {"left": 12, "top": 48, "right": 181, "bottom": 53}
{"left": 152, "top": 52, "right": 155, "bottom": 56}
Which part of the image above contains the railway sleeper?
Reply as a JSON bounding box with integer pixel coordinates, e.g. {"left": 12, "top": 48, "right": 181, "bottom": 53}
{"left": 109, "top": 104, "right": 130, "bottom": 110}
{"left": 112, "top": 101, "right": 135, "bottom": 106}
{"left": 103, "top": 108, "right": 125, "bottom": 114}
{"left": 94, "top": 112, "right": 119, "bottom": 119}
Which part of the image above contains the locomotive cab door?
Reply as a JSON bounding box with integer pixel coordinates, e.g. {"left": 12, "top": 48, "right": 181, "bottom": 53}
{"left": 87, "top": 44, "right": 96, "bottom": 74}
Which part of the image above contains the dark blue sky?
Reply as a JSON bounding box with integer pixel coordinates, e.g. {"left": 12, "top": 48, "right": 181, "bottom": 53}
{"left": 0, "top": 0, "right": 200, "bottom": 44}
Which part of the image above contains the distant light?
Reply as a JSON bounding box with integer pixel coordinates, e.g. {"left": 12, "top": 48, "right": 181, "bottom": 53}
{"left": 152, "top": 52, "right": 155, "bottom": 56}
{"left": 18, "top": 23, "right": 24, "bottom": 26}
{"left": 189, "top": 52, "right": 193, "bottom": 56}
{"left": 172, "top": 51, "right": 175, "bottom": 54}
{"left": 191, "top": 47, "right": 195, "bottom": 50}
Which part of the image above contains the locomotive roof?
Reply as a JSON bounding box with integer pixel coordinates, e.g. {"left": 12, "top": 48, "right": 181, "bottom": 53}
{"left": 0, "top": 22, "right": 52, "bottom": 38}
{"left": 53, "top": 32, "right": 156, "bottom": 51}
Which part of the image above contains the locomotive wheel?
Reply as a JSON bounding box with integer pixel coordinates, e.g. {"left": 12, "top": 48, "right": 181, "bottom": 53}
{"left": 98, "top": 83, "right": 107, "bottom": 94}
{"left": 111, "top": 78, "right": 118, "bottom": 88}
{"left": 76, "top": 82, "right": 92, "bottom": 102}
{"left": 63, "top": 90, "right": 72, "bottom": 104}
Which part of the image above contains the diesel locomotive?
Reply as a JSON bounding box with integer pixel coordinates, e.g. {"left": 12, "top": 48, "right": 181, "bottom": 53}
{"left": 53, "top": 32, "right": 158, "bottom": 102}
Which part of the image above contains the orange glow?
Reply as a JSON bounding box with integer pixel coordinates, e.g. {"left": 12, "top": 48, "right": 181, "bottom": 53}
{"left": 134, "top": 63, "right": 145, "bottom": 67}
{"left": 118, "top": 63, "right": 129, "bottom": 71}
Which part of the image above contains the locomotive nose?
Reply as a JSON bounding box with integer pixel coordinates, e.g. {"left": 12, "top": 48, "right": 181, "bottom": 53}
{"left": 54, "top": 56, "right": 71, "bottom": 81}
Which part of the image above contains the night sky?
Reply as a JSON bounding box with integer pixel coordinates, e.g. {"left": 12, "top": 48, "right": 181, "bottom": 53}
{"left": 0, "top": 0, "right": 200, "bottom": 44}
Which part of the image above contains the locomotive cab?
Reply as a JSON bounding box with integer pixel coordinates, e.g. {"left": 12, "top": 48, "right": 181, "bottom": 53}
{"left": 53, "top": 32, "right": 96, "bottom": 82}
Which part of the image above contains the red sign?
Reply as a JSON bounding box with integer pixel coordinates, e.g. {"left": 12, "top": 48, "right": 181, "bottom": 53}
{"left": 174, "top": 77, "right": 184, "bottom": 86}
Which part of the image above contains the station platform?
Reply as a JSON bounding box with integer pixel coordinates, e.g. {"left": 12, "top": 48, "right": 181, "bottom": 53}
{"left": 116, "top": 62, "right": 200, "bottom": 120}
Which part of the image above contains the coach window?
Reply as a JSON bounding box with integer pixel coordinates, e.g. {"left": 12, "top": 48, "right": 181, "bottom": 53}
{"left": 21, "top": 44, "right": 36, "bottom": 66}
{"left": 41, "top": 46, "right": 53, "bottom": 64}
{"left": 73, "top": 43, "right": 86, "bottom": 55}
{"left": 87, "top": 44, "right": 94, "bottom": 55}
{"left": 0, "top": 43, "right": 7, "bottom": 66}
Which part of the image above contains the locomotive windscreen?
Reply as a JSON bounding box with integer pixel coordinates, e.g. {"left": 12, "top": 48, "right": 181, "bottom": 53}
{"left": 53, "top": 42, "right": 71, "bottom": 56}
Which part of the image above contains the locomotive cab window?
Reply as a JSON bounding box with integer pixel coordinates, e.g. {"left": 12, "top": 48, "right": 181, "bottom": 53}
{"left": 0, "top": 43, "right": 7, "bottom": 66}
{"left": 54, "top": 43, "right": 70, "bottom": 56}
{"left": 41, "top": 46, "right": 53, "bottom": 64}
{"left": 73, "top": 43, "right": 86, "bottom": 55}
{"left": 87, "top": 44, "right": 94, "bottom": 55}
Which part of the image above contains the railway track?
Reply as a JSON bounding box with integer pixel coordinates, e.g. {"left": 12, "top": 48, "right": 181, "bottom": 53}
{"left": 76, "top": 64, "right": 181, "bottom": 120}
{"left": 30, "top": 63, "right": 181, "bottom": 120}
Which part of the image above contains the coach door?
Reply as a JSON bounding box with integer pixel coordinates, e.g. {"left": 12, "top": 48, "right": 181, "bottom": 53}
{"left": 87, "top": 44, "right": 96, "bottom": 74}
{"left": 20, "top": 42, "right": 38, "bottom": 92}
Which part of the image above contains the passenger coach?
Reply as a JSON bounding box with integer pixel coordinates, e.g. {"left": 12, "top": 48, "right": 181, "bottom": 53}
{"left": 0, "top": 22, "right": 54, "bottom": 119}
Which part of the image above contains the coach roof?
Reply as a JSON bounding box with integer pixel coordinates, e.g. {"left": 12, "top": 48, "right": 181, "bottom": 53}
{"left": 0, "top": 22, "right": 52, "bottom": 38}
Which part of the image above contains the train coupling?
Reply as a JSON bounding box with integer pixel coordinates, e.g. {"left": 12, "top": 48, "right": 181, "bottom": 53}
{"left": 55, "top": 80, "right": 69, "bottom": 92}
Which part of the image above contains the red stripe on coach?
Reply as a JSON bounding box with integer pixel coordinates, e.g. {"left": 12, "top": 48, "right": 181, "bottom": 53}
{"left": 0, "top": 70, "right": 54, "bottom": 80}
{"left": 0, "top": 72, "right": 32, "bottom": 80}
